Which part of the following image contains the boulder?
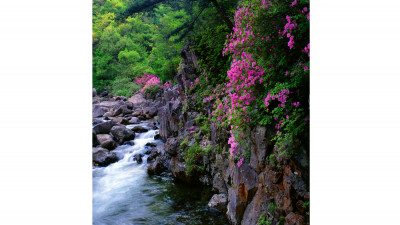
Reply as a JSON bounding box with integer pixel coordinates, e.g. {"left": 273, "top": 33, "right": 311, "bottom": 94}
{"left": 93, "top": 106, "right": 108, "bottom": 117}
{"left": 208, "top": 194, "right": 228, "bottom": 212}
{"left": 131, "top": 126, "right": 148, "bottom": 133}
{"left": 93, "top": 121, "right": 116, "bottom": 134}
{"left": 133, "top": 154, "right": 143, "bottom": 164}
{"left": 96, "top": 134, "right": 116, "bottom": 150}
{"left": 125, "top": 101, "right": 133, "bottom": 110}
{"left": 113, "top": 105, "right": 127, "bottom": 117}
{"left": 110, "top": 125, "right": 135, "bottom": 144}
{"left": 93, "top": 147, "right": 118, "bottom": 166}
{"left": 103, "top": 111, "right": 113, "bottom": 118}
{"left": 129, "top": 117, "right": 140, "bottom": 124}
{"left": 154, "top": 133, "right": 160, "bottom": 140}
{"left": 92, "top": 130, "right": 99, "bottom": 147}
{"left": 143, "top": 106, "right": 157, "bottom": 118}
{"left": 92, "top": 88, "right": 97, "bottom": 97}
{"left": 92, "top": 119, "right": 103, "bottom": 126}
{"left": 147, "top": 148, "right": 160, "bottom": 161}
{"left": 111, "top": 117, "right": 129, "bottom": 125}
{"left": 123, "top": 141, "right": 135, "bottom": 146}
{"left": 147, "top": 157, "right": 166, "bottom": 175}
{"left": 132, "top": 110, "right": 142, "bottom": 117}
{"left": 145, "top": 142, "right": 157, "bottom": 148}
{"left": 128, "top": 93, "right": 146, "bottom": 105}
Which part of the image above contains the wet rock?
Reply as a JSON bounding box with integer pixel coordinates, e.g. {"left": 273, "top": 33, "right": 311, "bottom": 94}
{"left": 123, "top": 141, "right": 135, "bottom": 146}
{"left": 208, "top": 194, "right": 227, "bottom": 212}
{"left": 147, "top": 148, "right": 160, "bottom": 161}
{"left": 93, "top": 120, "right": 116, "bottom": 134}
{"left": 147, "top": 157, "right": 167, "bottom": 175}
{"left": 92, "top": 119, "right": 103, "bottom": 126}
{"left": 164, "top": 137, "right": 179, "bottom": 156}
{"left": 111, "top": 117, "right": 129, "bottom": 125}
{"left": 96, "top": 134, "right": 116, "bottom": 150}
{"left": 154, "top": 133, "right": 160, "bottom": 140}
{"left": 212, "top": 172, "right": 228, "bottom": 194}
{"left": 133, "top": 154, "right": 143, "bottom": 164}
{"left": 93, "top": 147, "right": 118, "bottom": 166}
{"left": 129, "top": 117, "right": 140, "bottom": 124}
{"left": 110, "top": 125, "right": 135, "bottom": 144}
{"left": 145, "top": 142, "right": 157, "bottom": 148}
{"left": 170, "top": 157, "right": 193, "bottom": 184}
{"left": 132, "top": 126, "right": 148, "bottom": 133}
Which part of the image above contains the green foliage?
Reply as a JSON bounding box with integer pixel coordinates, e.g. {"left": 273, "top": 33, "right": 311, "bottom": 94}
{"left": 258, "top": 215, "right": 272, "bottom": 225}
{"left": 110, "top": 76, "right": 140, "bottom": 97}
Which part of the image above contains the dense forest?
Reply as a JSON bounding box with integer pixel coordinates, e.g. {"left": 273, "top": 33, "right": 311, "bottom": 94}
{"left": 93, "top": 0, "right": 310, "bottom": 224}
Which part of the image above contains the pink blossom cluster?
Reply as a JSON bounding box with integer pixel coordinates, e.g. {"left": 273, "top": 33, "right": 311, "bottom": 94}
{"left": 264, "top": 89, "right": 290, "bottom": 108}
{"left": 281, "top": 16, "right": 297, "bottom": 49}
{"left": 302, "top": 43, "right": 310, "bottom": 57}
{"left": 135, "top": 73, "right": 156, "bottom": 86}
{"left": 161, "top": 80, "right": 171, "bottom": 89}
{"left": 136, "top": 73, "right": 160, "bottom": 93}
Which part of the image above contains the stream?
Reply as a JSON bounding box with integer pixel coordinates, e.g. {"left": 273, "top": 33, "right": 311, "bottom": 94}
{"left": 92, "top": 122, "right": 229, "bottom": 225}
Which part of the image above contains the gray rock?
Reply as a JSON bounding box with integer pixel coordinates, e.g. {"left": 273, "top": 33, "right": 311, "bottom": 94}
{"left": 212, "top": 172, "right": 228, "bottom": 194}
{"left": 133, "top": 154, "right": 143, "bottom": 164}
{"left": 164, "top": 137, "right": 179, "bottom": 156}
{"left": 93, "top": 121, "right": 116, "bottom": 134}
{"left": 93, "top": 106, "right": 108, "bottom": 117}
{"left": 208, "top": 194, "right": 227, "bottom": 212}
{"left": 92, "top": 130, "right": 99, "bottom": 147}
{"left": 129, "top": 117, "right": 140, "bottom": 124}
{"left": 93, "top": 147, "right": 118, "bottom": 166}
{"left": 92, "top": 88, "right": 97, "bottom": 97}
{"left": 131, "top": 126, "right": 148, "bottom": 133}
{"left": 110, "top": 125, "right": 135, "bottom": 144}
{"left": 96, "top": 134, "right": 116, "bottom": 150}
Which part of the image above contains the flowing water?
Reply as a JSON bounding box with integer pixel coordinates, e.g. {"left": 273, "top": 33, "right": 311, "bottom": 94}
{"left": 92, "top": 122, "right": 229, "bottom": 225}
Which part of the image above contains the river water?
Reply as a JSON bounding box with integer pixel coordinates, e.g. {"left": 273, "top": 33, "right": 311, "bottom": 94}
{"left": 92, "top": 122, "right": 229, "bottom": 225}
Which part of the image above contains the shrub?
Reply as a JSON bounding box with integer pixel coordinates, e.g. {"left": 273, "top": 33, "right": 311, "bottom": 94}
{"left": 110, "top": 76, "right": 140, "bottom": 97}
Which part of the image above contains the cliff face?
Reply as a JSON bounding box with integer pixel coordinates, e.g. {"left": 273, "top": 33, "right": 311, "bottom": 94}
{"left": 151, "top": 46, "right": 310, "bottom": 225}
